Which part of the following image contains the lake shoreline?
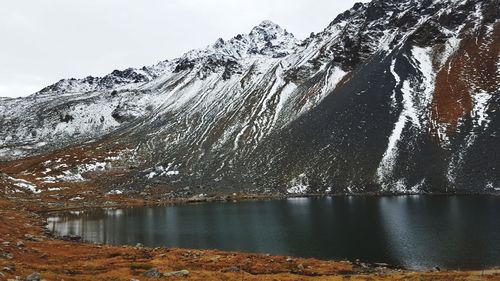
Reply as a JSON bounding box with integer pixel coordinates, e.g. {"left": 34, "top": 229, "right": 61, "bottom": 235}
{"left": 43, "top": 194, "right": 500, "bottom": 271}
{"left": 35, "top": 191, "right": 500, "bottom": 214}
{"left": 1, "top": 192, "right": 499, "bottom": 280}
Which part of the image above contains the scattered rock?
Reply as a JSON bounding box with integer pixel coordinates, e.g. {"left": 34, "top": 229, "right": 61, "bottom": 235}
{"left": 297, "top": 264, "right": 304, "bottom": 270}
{"left": 0, "top": 252, "right": 13, "bottom": 260}
{"left": 181, "top": 251, "right": 204, "bottom": 259}
{"left": 286, "top": 257, "right": 294, "bottom": 262}
{"left": 61, "top": 235, "right": 81, "bottom": 242}
{"left": 208, "top": 255, "right": 221, "bottom": 262}
{"left": 25, "top": 272, "right": 41, "bottom": 281}
{"left": 163, "top": 270, "right": 190, "bottom": 277}
{"left": 143, "top": 268, "right": 162, "bottom": 278}
{"left": 23, "top": 234, "right": 42, "bottom": 242}
{"left": 16, "top": 241, "right": 24, "bottom": 248}
{"left": 3, "top": 266, "right": 15, "bottom": 273}
{"left": 135, "top": 243, "right": 143, "bottom": 248}
{"left": 221, "top": 266, "right": 241, "bottom": 273}
{"left": 187, "top": 194, "right": 207, "bottom": 202}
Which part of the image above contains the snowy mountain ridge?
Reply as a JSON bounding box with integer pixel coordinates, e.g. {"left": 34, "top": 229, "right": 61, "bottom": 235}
{"left": 1, "top": 0, "right": 498, "bottom": 196}
{"left": 33, "top": 20, "right": 299, "bottom": 97}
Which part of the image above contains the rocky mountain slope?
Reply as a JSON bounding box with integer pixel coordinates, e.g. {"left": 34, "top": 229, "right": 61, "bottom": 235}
{"left": 0, "top": 0, "right": 498, "bottom": 197}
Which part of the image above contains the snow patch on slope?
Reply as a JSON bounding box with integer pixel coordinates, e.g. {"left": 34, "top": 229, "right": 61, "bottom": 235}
{"left": 471, "top": 91, "right": 493, "bottom": 127}
{"left": 145, "top": 164, "right": 179, "bottom": 179}
{"left": 8, "top": 177, "right": 41, "bottom": 194}
{"left": 287, "top": 173, "right": 309, "bottom": 194}
{"left": 377, "top": 47, "right": 435, "bottom": 191}
{"left": 389, "top": 58, "right": 401, "bottom": 106}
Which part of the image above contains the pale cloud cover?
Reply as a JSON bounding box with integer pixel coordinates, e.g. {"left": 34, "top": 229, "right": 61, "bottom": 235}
{"left": 0, "top": 0, "right": 369, "bottom": 98}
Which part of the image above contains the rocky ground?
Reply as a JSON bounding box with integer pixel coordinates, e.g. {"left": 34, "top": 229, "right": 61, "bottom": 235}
{"left": 1, "top": 192, "right": 500, "bottom": 281}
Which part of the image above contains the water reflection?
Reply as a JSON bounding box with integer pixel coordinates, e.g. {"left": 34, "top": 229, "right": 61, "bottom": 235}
{"left": 47, "top": 196, "right": 500, "bottom": 269}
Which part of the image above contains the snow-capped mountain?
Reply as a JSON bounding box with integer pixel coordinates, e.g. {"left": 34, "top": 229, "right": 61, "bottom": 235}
{"left": 0, "top": 0, "right": 498, "bottom": 196}
{"left": 34, "top": 64, "right": 169, "bottom": 97}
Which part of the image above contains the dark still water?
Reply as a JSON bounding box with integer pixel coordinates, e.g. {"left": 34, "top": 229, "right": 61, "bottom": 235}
{"left": 47, "top": 196, "right": 500, "bottom": 270}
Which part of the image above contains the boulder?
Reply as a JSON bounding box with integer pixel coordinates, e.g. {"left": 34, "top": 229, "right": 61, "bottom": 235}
{"left": 25, "top": 272, "right": 41, "bottom": 281}
{"left": 143, "top": 268, "right": 162, "bottom": 278}
{"left": 163, "top": 270, "right": 189, "bottom": 277}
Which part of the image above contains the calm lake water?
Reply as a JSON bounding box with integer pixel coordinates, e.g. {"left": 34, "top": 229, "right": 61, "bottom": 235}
{"left": 47, "top": 196, "right": 500, "bottom": 270}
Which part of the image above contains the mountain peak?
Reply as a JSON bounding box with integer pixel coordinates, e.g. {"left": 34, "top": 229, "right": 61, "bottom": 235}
{"left": 250, "top": 20, "right": 290, "bottom": 38}
{"left": 257, "top": 20, "right": 280, "bottom": 28}
{"left": 181, "top": 19, "right": 299, "bottom": 63}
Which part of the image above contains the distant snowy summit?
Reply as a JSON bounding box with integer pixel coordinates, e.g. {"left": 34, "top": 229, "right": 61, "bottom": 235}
{"left": 34, "top": 20, "right": 299, "bottom": 97}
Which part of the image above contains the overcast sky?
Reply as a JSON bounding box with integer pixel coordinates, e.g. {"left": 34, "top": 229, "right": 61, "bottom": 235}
{"left": 0, "top": 0, "right": 369, "bottom": 98}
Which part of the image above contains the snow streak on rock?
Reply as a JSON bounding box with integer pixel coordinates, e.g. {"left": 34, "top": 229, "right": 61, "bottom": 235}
{"left": 287, "top": 173, "right": 309, "bottom": 194}
{"left": 377, "top": 46, "right": 437, "bottom": 192}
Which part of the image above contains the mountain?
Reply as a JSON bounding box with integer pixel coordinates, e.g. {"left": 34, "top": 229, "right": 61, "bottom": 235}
{"left": 0, "top": 0, "right": 499, "bottom": 198}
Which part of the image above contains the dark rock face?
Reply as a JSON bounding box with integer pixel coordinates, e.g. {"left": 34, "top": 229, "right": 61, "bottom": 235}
{"left": 1, "top": 0, "right": 498, "bottom": 195}
{"left": 59, "top": 112, "right": 74, "bottom": 123}
{"left": 174, "top": 58, "right": 196, "bottom": 73}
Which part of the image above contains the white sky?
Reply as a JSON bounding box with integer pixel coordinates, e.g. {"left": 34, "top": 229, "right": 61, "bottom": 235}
{"left": 0, "top": 0, "right": 369, "bottom": 98}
